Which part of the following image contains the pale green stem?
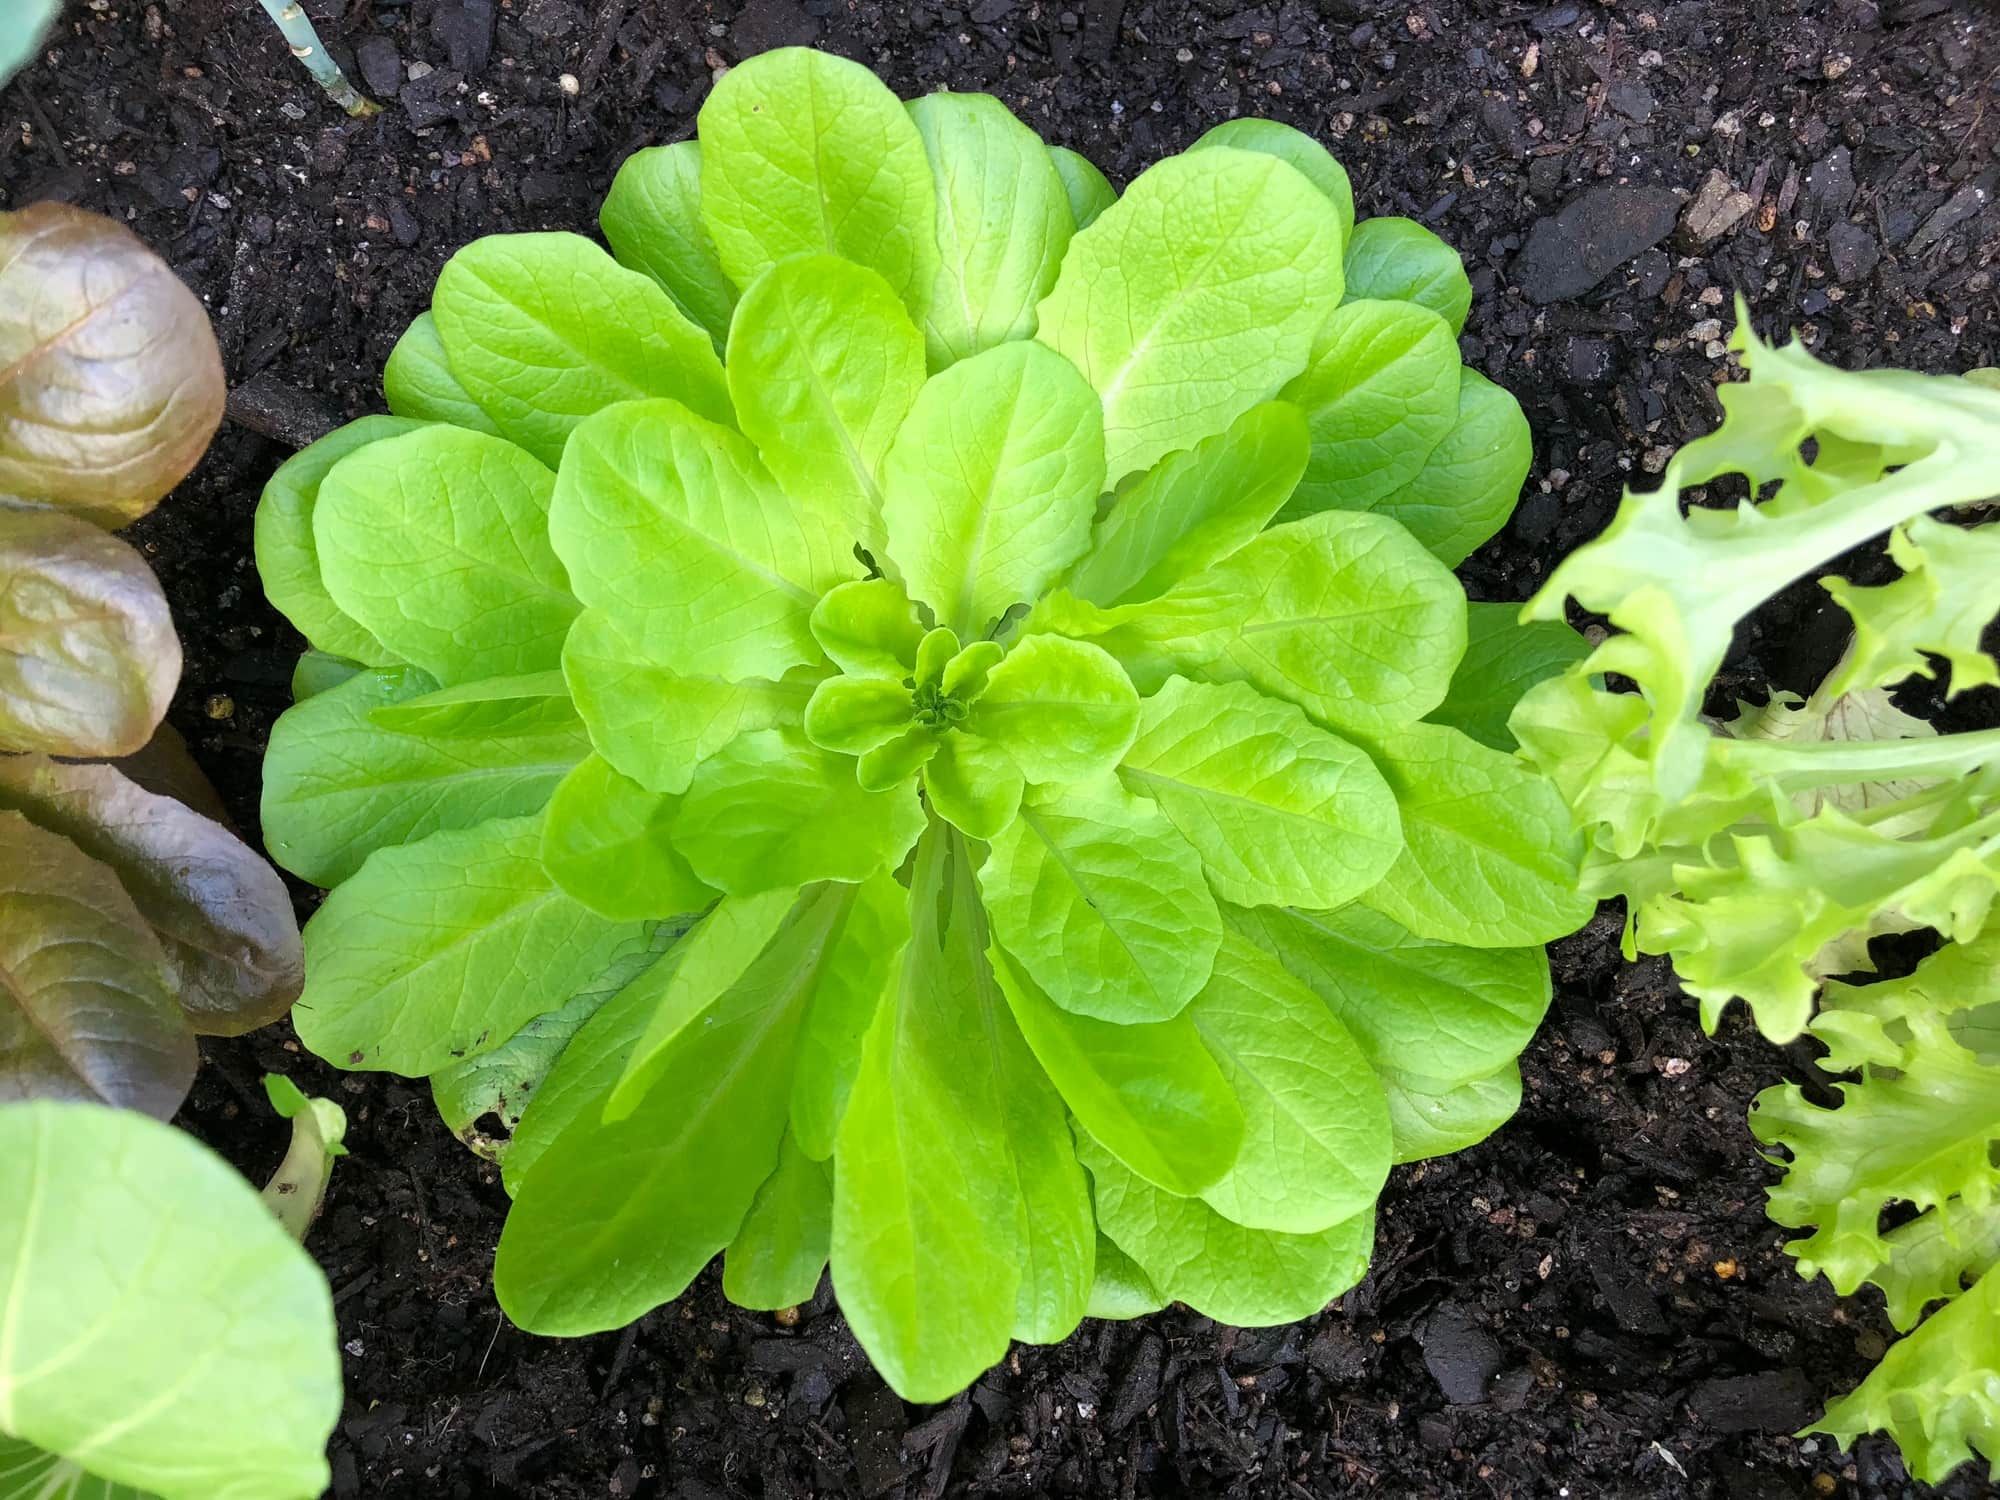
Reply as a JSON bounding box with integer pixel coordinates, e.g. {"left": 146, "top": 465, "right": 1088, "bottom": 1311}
{"left": 1713, "top": 722, "right": 2000, "bottom": 787}
{"left": 256, "top": 0, "right": 380, "bottom": 117}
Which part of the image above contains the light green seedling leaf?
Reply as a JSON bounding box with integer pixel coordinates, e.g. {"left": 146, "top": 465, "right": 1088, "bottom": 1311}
{"left": 922, "top": 732, "right": 1024, "bottom": 840}
{"left": 675, "top": 729, "right": 926, "bottom": 894}
{"left": 0, "top": 1100, "right": 340, "bottom": 1500}
{"left": 550, "top": 400, "right": 856, "bottom": 683}
{"left": 914, "top": 627, "right": 960, "bottom": 690}
{"left": 290, "top": 650, "right": 361, "bottom": 702}
{"left": 260, "top": 1074, "right": 348, "bottom": 1241}
{"left": 859, "top": 726, "right": 944, "bottom": 793}
{"left": 1428, "top": 604, "right": 1590, "bottom": 751}
{"left": 1065, "top": 400, "right": 1312, "bottom": 609}
{"left": 1360, "top": 722, "right": 1596, "bottom": 947}
{"left": 980, "top": 777, "right": 1221, "bottom": 1023}
{"left": 0, "top": 0, "right": 57, "bottom": 88}
{"left": 1190, "top": 933, "right": 1391, "bottom": 1234}
{"left": 724, "top": 1131, "right": 833, "bottom": 1310}
{"left": 599, "top": 141, "right": 738, "bottom": 350}
{"left": 698, "top": 47, "right": 937, "bottom": 300}
{"left": 1363, "top": 371, "right": 1533, "bottom": 567}
{"left": 433, "top": 231, "right": 730, "bottom": 467}
{"left": 1341, "top": 216, "right": 1472, "bottom": 334}
{"left": 1824, "top": 516, "right": 2000, "bottom": 698}
{"left": 835, "top": 828, "right": 1090, "bottom": 1396}
{"left": 255, "top": 414, "right": 424, "bottom": 665}
{"left": 430, "top": 936, "right": 665, "bottom": 1163}
{"left": 964, "top": 634, "right": 1139, "bottom": 784}
{"left": 882, "top": 340, "right": 1105, "bottom": 639}
{"left": 561, "top": 609, "right": 814, "bottom": 794}
{"left": 540, "top": 753, "right": 717, "bottom": 921}
{"left": 1082, "top": 1134, "right": 1376, "bottom": 1326}
{"left": 727, "top": 254, "right": 926, "bottom": 557}
{"left": 1280, "top": 298, "right": 1461, "bottom": 517}
{"left": 294, "top": 814, "right": 642, "bottom": 1075}
{"left": 497, "top": 886, "right": 847, "bottom": 1336}
{"left": 499, "top": 928, "right": 705, "bottom": 1191}
{"left": 1037, "top": 147, "right": 1342, "bottom": 484}
{"left": 811, "top": 580, "right": 926, "bottom": 680}
{"left": 791, "top": 872, "right": 909, "bottom": 1160}
{"left": 1087, "top": 1236, "right": 1168, "bottom": 1320}
{"left": 1119, "top": 676, "right": 1401, "bottom": 910}
{"left": 1082, "top": 511, "right": 1468, "bottom": 737}
{"left": 1380, "top": 1063, "right": 1523, "bottom": 1164}
{"left": 1191, "top": 117, "right": 1355, "bottom": 246}
{"left": 261, "top": 663, "right": 587, "bottom": 887}
{"left": 994, "top": 943, "right": 1242, "bottom": 1196}
{"left": 382, "top": 311, "right": 503, "bottom": 436}
{"left": 804, "top": 677, "right": 916, "bottom": 756}
{"left": 941, "top": 641, "right": 1004, "bottom": 700}
{"left": 909, "top": 92, "right": 1074, "bottom": 368}
{"left": 1048, "top": 145, "right": 1115, "bottom": 229}
{"left": 315, "top": 426, "right": 577, "bottom": 684}
{"left": 1227, "top": 903, "right": 1551, "bottom": 1089}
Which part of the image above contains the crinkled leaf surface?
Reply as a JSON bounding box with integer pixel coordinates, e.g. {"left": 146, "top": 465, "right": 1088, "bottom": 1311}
{"left": 0, "top": 1100, "right": 340, "bottom": 1500}
{"left": 1824, "top": 517, "right": 2000, "bottom": 698}
{"left": 432, "top": 232, "right": 730, "bottom": 468}
{"left": 909, "top": 92, "right": 1073, "bottom": 368}
{"left": 1341, "top": 216, "right": 1472, "bottom": 334}
{"left": 726, "top": 254, "right": 925, "bottom": 557}
{"left": 255, "top": 415, "right": 425, "bottom": 666}
{"left": 315, "top": 425, "right": 578, "bottom": 684}
{"left": 1189, "top": 117, "right": 1355, "bottom": 249}
{"left": 0, "top": 812, "right": 190, "bottom": 1118}
{"left": 0, "top": 506, "right": 177, "bottom": 758}
{"left": 382, "top": 312, "right": 503, "bottom": 436}
{"left": 599, "top": 141, "right": 738, "bottom": 351}
{"left": 698, "top": 47, "right": 937, "bottom": 301}
{"left": 1117, "top": 676, "right": 1400, "bottom": 910}
{"left": 1279, "top": 298, "right": 1461, "bottom": 518}
{"left": 261, "top": 664, "right": 587, "bottom": 888}
{"left": 964, "top": 634, "right": 1138, "bottom": 785}
{"left": 1359, "top": 722, "right": 1595, "bottom": 947}
{"left": 0, "top": 203, "right": 224, "bottom": 527}
{"left": 0, "top": 757, "right": 302, "bottom": 1037}
{"left": 881, "top": 340, "right": 1104, "bottom": 639}
{"left": 1036, "top": 147, "right": 1342, "bottom": 484}
{"left": 294, "top": 814, "right": 642, "bottom": 1075}
{"left": 979, "top": 777, "right": 1221, "bottom": 1023}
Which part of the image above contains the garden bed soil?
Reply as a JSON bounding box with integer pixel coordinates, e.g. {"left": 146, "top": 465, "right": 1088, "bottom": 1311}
{"left": 6, "top": 0, "right": 1998, "bottom": 1495}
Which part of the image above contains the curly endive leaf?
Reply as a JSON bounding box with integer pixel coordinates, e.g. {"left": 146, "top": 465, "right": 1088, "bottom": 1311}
{"left": 1823, "top": 516, "right": 2000, "bottom": 698}
{"left": 0, "top": 506, "right": 178, "bottom": 757}
{"left": 0, "top": 756, "right": 302, "bottom": 1036}
{"left": 0, "top": 811, "right": 192, "bottom": 1117}
{"left": 0, "top": 203, "right": 225, "bottom": 526}
{"left": 1813, "top": 1267, "right": 2000, "bottom": 1486}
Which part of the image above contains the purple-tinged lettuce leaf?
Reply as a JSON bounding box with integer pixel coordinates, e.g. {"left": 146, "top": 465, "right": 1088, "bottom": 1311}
{"left": 0, "top": 756, "right": 303, "bottom": 1036}
{"left": 0, "top": 504, "right": 178, "bottom": 757}
{"left": 0, "top": 203, "right": 225, "bottom": 527}
{"left": 0, "top": 810, "right": 194, "bottom": 1117}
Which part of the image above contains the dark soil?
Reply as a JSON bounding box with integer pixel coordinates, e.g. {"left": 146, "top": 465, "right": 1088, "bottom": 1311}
{"left": 7, "top": 0, "right": 1999, "bottom": 1495}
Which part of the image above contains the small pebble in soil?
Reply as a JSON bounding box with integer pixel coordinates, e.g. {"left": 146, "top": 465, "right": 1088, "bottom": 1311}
{"left": 205, "top": 694, "right": 234, "bottom": 720}
{"left": 558, "top": 72, "right": 580, "bottom": 95}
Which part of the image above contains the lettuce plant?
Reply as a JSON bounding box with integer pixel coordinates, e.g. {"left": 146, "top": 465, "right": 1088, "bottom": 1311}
{"left": 1516, "top": 316, "right": 2000, "bottom": 1480}
{"left": 0, "top": 202, "right": 304, "bottom": 1120}
{"left": 0, "top": 1083, "right": 346, "bottom": 1499}
{"left": 258, "top": 46, "right": 1592, "bottom": 1399}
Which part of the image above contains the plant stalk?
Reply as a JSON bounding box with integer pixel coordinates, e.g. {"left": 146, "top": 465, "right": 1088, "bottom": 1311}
{"left": 256, "top": 0, "right": 380, "bottom": 117}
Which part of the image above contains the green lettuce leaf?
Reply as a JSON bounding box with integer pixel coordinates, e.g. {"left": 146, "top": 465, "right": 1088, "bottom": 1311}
{"left": 1047, "top": 145, "right": 1115, "bottom": 230}
{"left": 599, "top": 140, "right": 738, "bottom": 350}
{"left": 382, "top": 311, "right": 503, "bottom": 436}
{"left": 1191, "top": 117, "right": 1355, "bottom": 247}
{"left": 1428, "top": 604, "right": 1589, "bottom": 751}
{"left": 1341, "top": 216, "right": 1471, "bottom": 334}
{"left": 539, "top": 753, "right": 717, "bottom": 921}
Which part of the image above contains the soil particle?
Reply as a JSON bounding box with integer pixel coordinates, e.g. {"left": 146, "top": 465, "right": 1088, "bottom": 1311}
{"left": 1514, "top": 184, "right": 1685, "bottom": 303}
{"left": 6, "top": 0, "right": 1997, "bottom": 1495}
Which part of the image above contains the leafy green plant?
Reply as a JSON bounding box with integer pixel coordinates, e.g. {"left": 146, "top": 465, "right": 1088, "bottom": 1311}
{"left": 0, "top": 202, "right": 304, "bottom": 1119}
{"left": 1516, "top": 313, "right": 2000, "bottom": 1481}
{"left": 0, "top": 1082, "right": 346, "bottom": 1499}
{"left": 259, "top": 46, "right": 1592, "bottom": 1399}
